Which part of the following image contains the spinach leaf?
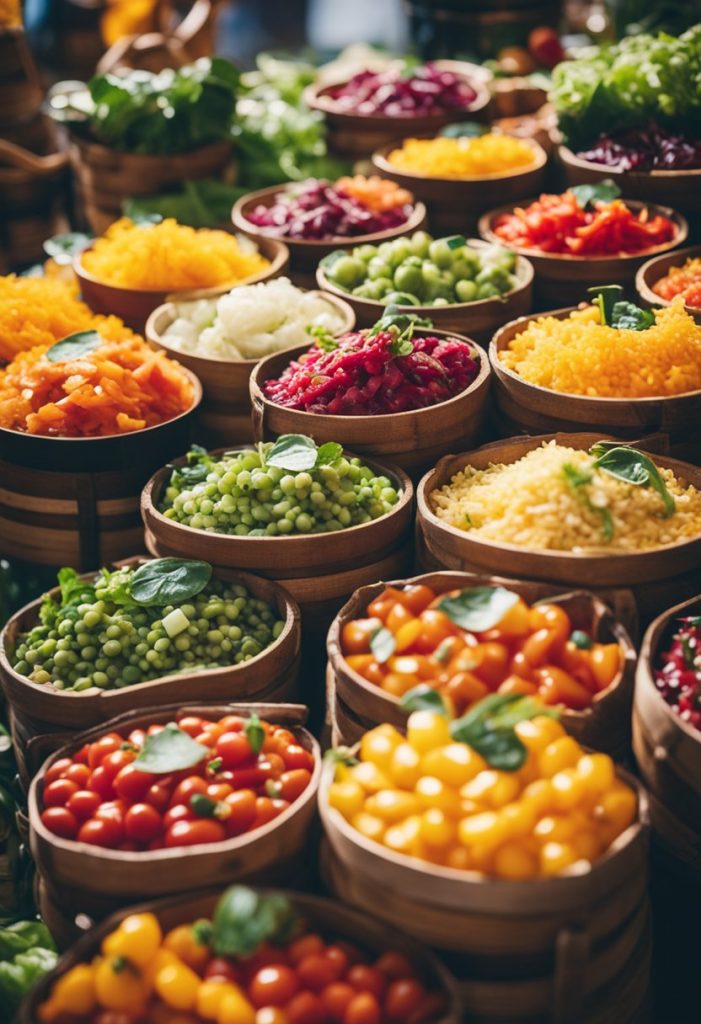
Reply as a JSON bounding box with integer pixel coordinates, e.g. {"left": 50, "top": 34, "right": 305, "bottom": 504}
{"left": 370, "top": 307, "right": 433, "bottom": 336}
{"left": 134, "top": 724, "right": 209, "bottom": 774}
{"left": 130, "top": 558, "right": 212, "bottom": 606}
{"left": 94, "top": 567, "right": 135, "bottom": 607}
{"left": 400, "top": 684, "right": 449, "bottom": 715}
{"left": 265, "top": 434, "right": 318, "bottom": 472}
{"left": 370, "top": 626, "right": 395, "bottom": 664}
{"left": 450, "top": 694, "right": 558, "bottom": 771}
{"left": 212, "top": 886, "right": 299, "bottom": 958}
{"left": 446, "top": 235, "right": 467, "bottom": 250}
{"left": 569, "top": 180, "right": 621, "bottom": 209}
{"left": 46, "top": 330, "right": 102, "bottom": 363}
{"left": 591, "top": 444, "right": 676, "bottom": 517}
{"left": 171, "top": 445, "right": 214, "bottom": 488}
{"left": 587, "top": 285, "right": 623, "bottom": 327}
{"left": 56, "top": 568, "right": 96, "bottom": 607}
{"left": 610, "top": 301, "right": 655, "bottom": 331}
{"left": 316, "top": 442, "right": 343, "bottom": 466}
{"left": 437, "top": 587, "right": 519, "bottom": 632}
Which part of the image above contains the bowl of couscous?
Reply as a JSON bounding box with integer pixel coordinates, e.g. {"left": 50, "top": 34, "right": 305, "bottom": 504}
{"left": 74, "top": 218, "right": 289, "bottom": 330}
{"left": 489, "top": 296, "right": 701, "bottom": 460}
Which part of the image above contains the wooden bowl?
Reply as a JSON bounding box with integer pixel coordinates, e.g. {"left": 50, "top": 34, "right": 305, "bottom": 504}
{"left": 489, "top": 307, "right": 701, "bottom": 460}
{"left": 249, "top": 330, "right": 491, "bottom": 481}
{"left": 0, "top": 564, "right": 301, "bottom": 735}
{"left": 372, "top": 136, "right": 548, "bottom": 235}
{"left": 304, "top": 62, "right": 491, "bottom": 159}
{"left": 316, "top": 240, "right": 534, "bottom": 342}
{"left": 636, "top": 244, "right": 701, "bottom": 324}
{"left": 558, "top": 145, "right": 701, "bottom": 216}
{"left": 74, "top": 235, "right": 290, "bottom": 332}
{"left": 416, "top": 432, "right": 701, "bottom": 592}
{"left": 478, "top": 198, "right": 688, "bottom": 306}
{"left": 145, "top": 289, "right": 355, "bottom": 447}
{"left": 28, "top": 703, "right": 320, "bottom": 907}
{"left": 232, "top": 183, "right": 428, "bottom": 288}
{"left": 18, "top": 888, "right": 462, "bottom": 1022}
{"left": 327, "top": 570, "right": 637, "bottom": 758}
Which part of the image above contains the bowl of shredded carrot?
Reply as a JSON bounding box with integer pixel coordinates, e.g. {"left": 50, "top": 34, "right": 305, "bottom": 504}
{"left": 74, "top": 218, "right": 289, "bottom": 330}
{"left": 636, "top": 245, "right": 701, "bottom": 323}
{"left": 0, "top": 324, "right": 201, "bottom": 470}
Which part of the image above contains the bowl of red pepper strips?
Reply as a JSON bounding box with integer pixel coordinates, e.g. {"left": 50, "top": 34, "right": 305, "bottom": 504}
{"left": 478, "top": 183, "right": 687, "bottom": 306}
{"left": 636, "top": 245, "right": 701, "bottom": 325}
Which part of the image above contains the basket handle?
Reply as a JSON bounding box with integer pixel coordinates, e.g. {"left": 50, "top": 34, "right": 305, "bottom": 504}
{"left": 0, "top": 139, "right": 68, "bottom": 176}
{"left": 552, "top": 925, "right": 589, "bottom": 1024}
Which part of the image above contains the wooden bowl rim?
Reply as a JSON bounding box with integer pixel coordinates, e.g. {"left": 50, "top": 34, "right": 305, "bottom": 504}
{"left": 478, "top": 198, "right": 689, "bottom": 265}
{"left": 316, "top": 238, "right": 534, "bottom": 316}
{"left": 28, "top": 704, "right": 321, "bottom": 865}
{"left": 0, "top": 564, "right": 300, "bottom": 706}
{"left": 232, "top": 184, "right": 428, "bottom": 250}
{"left": 250, "top": 329, "right": 491, "bottom": 427}
{"left": 371, "top": 134, "right": 548, "bottom": 185}
{"left": 145, "top": 289, "right": 356, "bottom": 368}
{"left": 558, "top": 144, "right": 701, "bottom": 181}
{"left": 637, "top": 592, "right": 701, "bottom": 749}
{"left": 142, "top": 445, "right": 414, "bottom": 551}
{"left": 328, "top": 570, "right": 635, "bottom": 723}
{"left": 416, "top": 432, "right": 701, "bottom": 566}
{"left": 319, "top": 749, "right": 649, "bottom": 888}
{"left": 490, "top": 305, "right": 701, "bottom": 406}
{"left": 74, "top": 236, "right": 290, "bottom": 299}
{"left": 635, "top": 243, "right": 701, "bottom": 313}
{"left": 0, "top": 365, "right": 202, "bottom": 446}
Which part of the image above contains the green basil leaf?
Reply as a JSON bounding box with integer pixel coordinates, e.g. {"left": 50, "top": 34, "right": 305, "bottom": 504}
{"left": 570, "top": 629, "right": 593, "bottom": 649}
{"left": 134, "top": 724, "right": 209, "bottom": 774}
{"left": 446, "top": 234, "right": 467, "bottom": 250}
{"left": 212, "top": 886, "right": 299, "bottom": 958}
{"left": 265, "top": 434, "right": 318, "bottom": 472}
{"left": 316, "top": 442, "right": 343, "bottom": 466}
{"left": 171, "top": 445, "right": 214, "bottom": 487}
{"left": 244, "top": 713, "right": 265, "bottom": 755}
{"left": 485, "top": 695, "right": 559, "bottom": 731}
{"left": 190, "top": 793, "right": 218, "bottom": 818}
{"left": 400, "top": 684, "right": 449, "bottom": 715}
{"left": 43, "top": 232, "right": 92, "bottom": 263}
{"left": 440, "top": 121, "right": 488, "bottom": 138}
{"left": 592, "top": 445, "right": 676, "bottom": 517}
{"left": 587, "top": 285, "right": 623, "bottom": 327}
{"left": 370, "top": 307, "right": 433, "bottom": 336}
{"left": 465, "top": 729, "right": 527, "bottom": 771}
{"left": 130, "top": 558, "right": 212, "bottom": 606}
{"left": 46, "top": 330, "right": 102, "bottom": 363}
{"left": 370, "top": 626, "right": 395, "bottom": 664}
{"left": 450, "top": 694, "right": 555, "bottom": 771}
{"left": 562, "top": 462, "right": 593, "bottom": 488}
{"left": 610, "top": 301, "right": 655, "bottom": 331}
{"left": 569, "top": 179, "right": 621, "bottom": 209}
{"left": 438, "top": 586, "right": 519, "bottom": 632}
{"left": 323, "top": 747, "right": 358, "bottom": 767}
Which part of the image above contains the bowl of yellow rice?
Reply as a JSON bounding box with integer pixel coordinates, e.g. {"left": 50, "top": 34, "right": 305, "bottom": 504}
{"left": 74, "top": 218, "right": 289, "bottom": 331}
{"left": 489, "top": 297, "right": 701, "bottom": 461}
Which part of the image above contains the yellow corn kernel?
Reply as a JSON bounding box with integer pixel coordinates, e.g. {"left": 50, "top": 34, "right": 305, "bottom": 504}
{"left": 365, "top": 789, "right": 422, "bottom": 823}
{"left": 421, "top": 743, "right": 486, "bottom": 787}
{"left": 407, "top": 710, "right": 451, "bottom": 753}
{"left": 416, "top": 776, "right": 462, "bottom": 817}
{"left": 419, "top": 808, "right": 456, "bottom": 848}
{"left": 458, "top": 810, "right": 509, "bottom": 850}
{"left": 538, "top": 736, "right": 582, "bottom": 778}
{"left": 576, "top": 753, "right": 615, "bottom": 794}
{"left": 551, "top": 769, "right": 587, "bottom": 811}
{"left": 350, "top": 811, "right": 385, "bottom": 843}
{"left": 384, "top": 814, "right": 422, "bottom": 854}
{"left": 349, "top": 761, "right": 391, "bottom": 794}
{"left": 493, "top": 841, "right": 538, "bottom": 880}
{"left": 539, "top": 841, "right": 579, "bottom": 876}
{"left": 327, "top": 780, "right": 365, "bottom": 819}
{"left": 515, "top": 715, "right": 566, "bottom": 754}
{"left": 360, "top": 725, "right": 402, "bottom": 772}
{"left": 389, "top": 741, "right": 423, "bottom": 789}
{"left": 461, "top": 769, "right": 521, "bottom": 808}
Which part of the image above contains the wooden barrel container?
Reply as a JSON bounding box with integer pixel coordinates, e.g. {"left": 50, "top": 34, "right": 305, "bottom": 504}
{"left": 0, "top": 371, "right": 201, "bottom": 570}
{"left": 633, "top": 595, "right": 701, "bottom": 878}
{"left": 18, "top": 887, "right": 462, "bottom": 1021}
{"left": 232, "top": 185, "right": 428, "bottom": 289}
{"left": 249, "top": 331, "right": 491, "bottom": 481}
{"left": 28, "top": 702, "right": 319, "bottom": 928}
{"left": 478, "top": 199, "right": 688, "bottom": 307}
{"left": 372, "top": 136, "right": 548, "bottom": 236}
{"left": 489, "top": 309, "right": 701, "bottom": 463}
{"left": 146, "top": 290, "right": 355, "bottom": 448}
{"left": 70, "top": 135, "right": 235, "bottom": 235}
{"left": 635, "top": 244, "right": 701, "bottom": 325}
{"left": 327, "top": 570, "right": 637, "bottom": 759}
{"left": 558, "top": 145, "right": 701, "bottom": 217}
{"left": 416, "top": 433, "right": 701, "bottom": 628}
{"left": 142, "top": 448, "right": 414, "bottom": 632}
{"left": 0, "top": 565, "right": 301, "bottom": 784}
{"left": 74, "top": 236, "right": 289, "bottom": 334}
{"left": 320, "top": 757, "right": 651, "bottom": 1024}
{"left": 304, "top": 63, "right": 491, "bottom": 159}
{"left": 316, "top": 243, "right": 534, "bottom": 342}
{"left": 0, "top": 28, "right": 44, "bottom": 129}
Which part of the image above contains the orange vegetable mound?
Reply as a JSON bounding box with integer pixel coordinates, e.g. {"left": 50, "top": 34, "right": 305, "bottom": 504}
{"left": 0, "top": 328, "right": 194, "bottom": 438}
{"left": 0, "top": 274, "right": 98, "bottom": 363}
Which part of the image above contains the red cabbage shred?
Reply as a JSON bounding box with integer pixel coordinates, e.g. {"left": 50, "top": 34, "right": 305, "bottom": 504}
{"left": 578, "top": 123, "right": 701, "bottom": 171}
{"left": 325, "top": 63, "right": 477, "bottom": 117}
{"left": 654, "top": 617, "right": 701, "bottom": 731}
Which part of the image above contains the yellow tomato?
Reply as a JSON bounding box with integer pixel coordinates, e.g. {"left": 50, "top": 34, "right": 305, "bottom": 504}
{"left": 538, "top": 736, "right": 581, "bottom": 778}
{"left": 514, "top": 715, "right": 565, "bottom": 754}
{"left": 217, "top": 989, "right": 257, "bottom": 1024}
{"left": 144, "top": 949, "right": 180, "bottom": 988}
{"left": 421, "top": 743, "right": 486, "bottom": 787}
{"left": 197, "top": 979, "right": 241, "bottom": 1019}
{"left": 95, "top": 957, "right": 149, "bottom": 1012}
{"left": 349, "top": 761, "right": 391, "bottom": 794}
{"left": 416, "top": 776, "right": 462, "bottom": 817}
{"left": 164, "top": 924, "right": 211, "bottom": 971}
{"left": 365, "top": 789, "right": 422, "bottom": 823}
{"left": 539, "top": 841, "right": 579, "bottom": 876}
{"left": 360, "top": 726, "right": 401, "bottom": 773}
{"left": 593, "top": 782, "right": 637, "bottom": 833}
{"left": 328, "top": 780, "right": 365, "bottom": 819}
{"left": 389, "top": 742, "right": 423, "bottom": 789}
{"left": 154, "top": 961, "right": 201, "bottom": 1011}
{"left": 39, "top": 965, "right": 96, "bottom": 1021}
{"left": 520, "top": 779, "right": 554, "bottom": 817}
{"left": 406, "top": 710, "right": 451, "bottom": 753}
{"left": 351, "top": 811, "right": 386, "bottom": 843}
{"left": 102, "top": 912, "right": 162, "bottom": 968}
{"left": 500, "top": 800, "right": 537, "bottom": 838}
{"left": 493, "top": 841, "right": 538, "bottom": 880}
{"left": 458, "top": 810, "right": 509, "bottom": 850}
{"left": 419, "top": 808, "right": 455, "bottom": 848}
{"left": 550, "top": 768, "right": 587, "bottom": 811}
{"left": 461, "top": 770, "right": 521, "bottom": 808}
{"left": 384, "top": 814, "right": 422, "bottom": 854}
{"left": 576, "top": 753, "right": 615, "bottom": 795}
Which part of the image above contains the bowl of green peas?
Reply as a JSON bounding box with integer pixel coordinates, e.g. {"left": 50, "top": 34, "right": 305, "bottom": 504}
{"left": 0, "top": 557, "right": 301, "bottom": 737}
{"left": 141, "top": 438, "right": 414, "bottom": 624}
{"left": 316, "top": 231, "right": 534, "bottom": 341}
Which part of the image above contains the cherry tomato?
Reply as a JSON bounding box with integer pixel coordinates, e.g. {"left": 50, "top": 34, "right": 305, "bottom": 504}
{"left": 41, "top": 807, "right": 78, "bottom": 840}
{"left": 401, "top": 584, "right": 436, "bottom": 615}
{"left": 87, "top": 735, "right": 123, "bottom": 771}
{"left": 113, "top": 764, "right": 154, "bottom": 803}
{"left": 223, "top": 790, "right": 256, "bottom": 837}
{"left": 204, "top": 958, "right": 242, "bottom": 984}
{"left": 325, "top": 946, "right": 349, "bottom": 978}
{"left": 101, "top": 750, "right": 136, "bottom": 780}
{"left": 217, "top": 715, "right": 246, "bottom": 733}
{"left": 414, "top": 610, "right": 458, "bottom": 653}
{"left": 165, "top": 819, "right": 226, "bottom": 847}
{"left": 374, "top": 952, "right": 413, "bottom": 979}
{"left": 163, "top": 805, "right": 194, "bottom": 830}
{"left": 228, "top": 760, "right": 276, "bottom": 790}
{"left": 43, "top": 778, "right": 79, "bottom": 808}
{"left": 170, "top": 776, "right": 208, "bottom": 807}
{"left": 335, "top": 942, "right": 365, "bottom": 967}
{"left": 206, "top": 782, "right": 233, "bottom": 802}
{"left": 66, "top": 789, "right": 102, "bottom": 822}
{"left": 244, "top": 942, "right": 291, "bottom": 976}
{"left": 344, "top": 991, "right": 381, "bottom": 1024}
{"left": 124, "top": 803, "right": 162, "bottom": 843}
{"left": 44, "top": 758, "right": 73, "bottom": 786}
{"left": 216, "top": 732, "right": 255, "bottom": 770}
{"left": 249, "top": 965, "right": 299, "bottom": 1008}
{"left": 127, "top": 729, "right": 146, "bottom": 748}
{"left": 147, "top": 724, "right": 165, "bottom": 736}
{"left": 144, "top": 782, "right": 172, "bottom": 814}
{"left": 93, "top": 806, "right": 124, "bottom": 844}
{"left": 288, "top": 934, "right": 325, "bottom": 965}
{"left": 89, "top": 765, "right": 116, "bottom": 801}
{"left": 265, "top": 752, "right": 286, "bottom": 777}
{"left": 473, "top": 642, "right": 510, "bottom": 687}
{"left": 385, "top": 979, "right": 427, "bottom": 1021}
{"left": 280, "top": 745, "right": 314, "bottom": 773}
{"left": 72, "top": 745, "right": 90, "bottom": 766}
{"left": 176, "top": 716, "right": 206, "bottom": 738}
{"left": 385, "top": 603, "right": 413, "bottom": 632}
{"left": 251, "top": 797, "right": 288, "bottom": 829}
{"left": 148, "top": 838, "right": 165, "bottom": 851}
{"left": 77, "top": 818, "right": 117, "bottom": 847}
{"left": 298, "top": 953, "right": 344, "bottom": 992}
{"left": 321, "top": 982, "right": 355, "bottom": 1022}
{"left": 341, "top": 618, "right": 383, "bottom": 655}
{"left": 63, "top": 763, "right": 91, "bottom": 788}
{"left": 285, "top": 991, "right": 325, "bottom": 1024}
{"left": 347, "top": 965, "right": 386, "bottom": 1000}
